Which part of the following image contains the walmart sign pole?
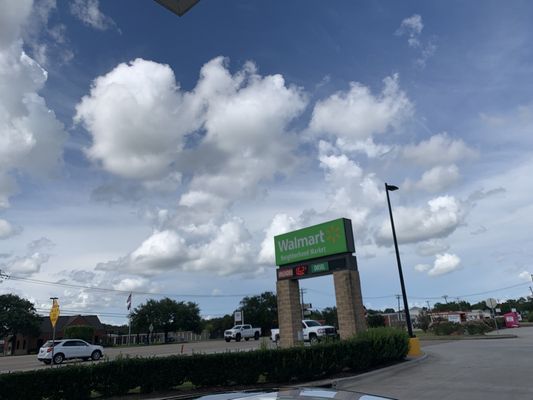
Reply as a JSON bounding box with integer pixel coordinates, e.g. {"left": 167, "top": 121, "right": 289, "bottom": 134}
{"left": 49, "top": 297, "right": 59, "bottom": 365}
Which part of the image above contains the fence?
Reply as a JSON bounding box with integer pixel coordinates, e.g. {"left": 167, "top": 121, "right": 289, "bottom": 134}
{"left": 104, "top": 330, "right": 210, "bottom": 346}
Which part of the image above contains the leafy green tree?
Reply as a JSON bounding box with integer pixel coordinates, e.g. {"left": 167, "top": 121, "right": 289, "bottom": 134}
{"left": 367, "top": 314, "right": 386, "bottom": 328}
{"left": 0, "top": 294, "right": 41, "bottom": 349}
{"left": 432, "top": 301, "right": 471, "bottom": 312}
{"left": 383, "top": 308, "right": 396, "bottom": 314}
{"left": 203, "top": 314, "right": 233, "bottom": 339}
{"left": 131, "top": 298, "right": 202, "bottom": 341}
{"left": 415, "top": 309, "right": 431, "bottom": 332}
{"left": 308, "top": 306, "right": 338, "bottom": 327}
{"left": 238, "top": 292, "right": 278, "bottom": 335}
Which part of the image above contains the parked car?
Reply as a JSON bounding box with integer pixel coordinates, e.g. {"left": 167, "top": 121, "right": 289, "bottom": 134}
{"left": 271, "top": 319, "right": 338, "bottom": 344}
{"left": 37, "top": 339, "right": 104, "bottom": 365}
{"left": 224, "top": 324, "right": 261, "bottom": 342}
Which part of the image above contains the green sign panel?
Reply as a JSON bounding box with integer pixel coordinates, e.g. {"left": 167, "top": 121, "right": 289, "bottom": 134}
{"left": 274, "top": 218, "right": 354, "bottom": 266}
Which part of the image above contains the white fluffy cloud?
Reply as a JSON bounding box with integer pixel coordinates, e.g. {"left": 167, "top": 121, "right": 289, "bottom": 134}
{"left": 430, "top": 253, "right": 461, "bottom": 276}
{"left": 1, "top": 237, "right": 54, "bottom": 277}
{"left": 406, "top": 164, "right": 460, "bottom": 193}
{"left": 376, "top": 195, "right": 465, "bottom": 246}
{"left": 403, "top": 133, "right": 477, "bottom": 166}
{"left": 258, "top": 213, "right": 299, "bottom": 264}
{"left": 0, "top": 219, "right": 21, "bottom": 239}
{"left": 97, "top": 218, "right": 256, "bottom": 277}
{"left": 0, "top": 0, "right": 67, "bottom": 209}
{"left": 308, "top": 74, "right": 412, "bottom": 150}
{"left": 77, "top": 56, "right": 307, "bottom": 219}
{"left": 416, "top": 239, "right": 450, "bottom": 257}
{"left": 75, "top": 58, "right": 198, "bottom": 179}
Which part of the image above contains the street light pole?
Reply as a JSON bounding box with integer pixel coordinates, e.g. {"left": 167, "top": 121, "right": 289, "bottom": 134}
{"left": 385, "top": 183, "right": 414, "bottom": 338}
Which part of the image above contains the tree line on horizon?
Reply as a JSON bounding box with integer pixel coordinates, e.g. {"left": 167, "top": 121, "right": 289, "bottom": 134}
{"left": 2, "top": 292, "right": 532, "bottom": 344}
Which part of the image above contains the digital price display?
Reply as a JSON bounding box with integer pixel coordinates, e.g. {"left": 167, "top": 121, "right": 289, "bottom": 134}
{"left": 277, "top": 261, "right": 332, "bottom": 280}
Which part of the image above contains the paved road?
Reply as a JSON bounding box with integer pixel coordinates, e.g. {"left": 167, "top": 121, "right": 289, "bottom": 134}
{"left": 0, "top": 337, "right": 276, "bottom": 373}
{"left": 337, "top": 326, "right": 533, "bottom": 400}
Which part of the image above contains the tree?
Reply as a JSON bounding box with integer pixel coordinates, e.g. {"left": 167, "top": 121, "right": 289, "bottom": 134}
{"left": 130, "top": 298, "right": 202, "bottom": 341}
{"left": 0, "top": 294, "right": 41, "bottom": 349}
{"left": 383, "top": 308, "right": 396, "bottom": 314}
{"left": 309, "top": 307, "right": 338, "bottom": 327}
{"left": 238, "top": 292, "right": 278, "bottom": 335}
{"left": 202, "top": 314, "right": 233, "bottom": 339}
{"left": 367, "top": 314, "right": 386, "bottom": 328}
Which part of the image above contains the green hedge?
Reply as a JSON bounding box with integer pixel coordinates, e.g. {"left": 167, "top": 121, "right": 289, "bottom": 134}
{"left": 0, "top": 328, "right": 408, "bottom": 400}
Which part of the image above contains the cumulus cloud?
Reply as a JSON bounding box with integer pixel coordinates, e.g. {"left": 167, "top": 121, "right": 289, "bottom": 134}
{"left": 403, "top": 133, "right": 477, "bottom": 166}
{"left": 258, "top": 213, "right": 300, "bottom": 264}
{"left": 97, "top": 218, "right": 256, "bottom": 277}
{"left": 0, "top": 219, "right": 22, "bottom": 239}
{"left": 77, "top": 56, "right": 307, "bottom": 218}
{"left": 0, "top": 0, "right": 68, "bottom": 209}
{"left": 416, "top": 239, "right": 450, "bottom": 257}
{"left": 429, "top": 253, "right": 461, "bottom": 276}
{"left": 75, "top": 58, "right": 198, "bottom": 179}
{"left": 308, "top": 74, "right": 413, "bottom": 152}
{"left": 70, "top": 0, "right": 117, "bottom": 31}
{"left": 375, "top": 196, "right": 465, "bottom": 246}
{"left": 1, "top": 237, "right": 55, "bottom": 277}
{"left": 415, "top": 253, "right": 461, "bottom": 276}
{"left": 405, "top": 164, "right": 460, "bottom": 193}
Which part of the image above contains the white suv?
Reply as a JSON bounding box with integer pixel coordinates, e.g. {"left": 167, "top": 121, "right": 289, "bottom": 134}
{"left": 37, "top": 339, "right": 104, "bottom": 365}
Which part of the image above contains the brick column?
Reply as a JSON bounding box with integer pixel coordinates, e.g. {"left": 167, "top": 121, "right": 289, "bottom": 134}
{"left": 333, "top": 269, "right": 367, "bottom": 339}
{"left": 276, "top": 279, "right": 302, "bottom": 348}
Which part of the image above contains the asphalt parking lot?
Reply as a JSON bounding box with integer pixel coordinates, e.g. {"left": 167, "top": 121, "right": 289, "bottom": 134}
{"left": 337, "top": 326, "right": 533, "bottom": 400}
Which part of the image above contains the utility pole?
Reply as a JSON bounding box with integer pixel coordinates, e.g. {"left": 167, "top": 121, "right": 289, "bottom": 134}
{"left": 456, "top": 297, "right": 462, "bottom": 311}
{"left": 300, "top": 288, "right": 307, "bottom": 320}
{"left": 426, "top": 301, "right": 431, "bottom": 312}
{"left": 443, "top": 295, "right": 449, "bottom": 304}
{"left": 396, "top": 294, "right": 402, "bottom": 322}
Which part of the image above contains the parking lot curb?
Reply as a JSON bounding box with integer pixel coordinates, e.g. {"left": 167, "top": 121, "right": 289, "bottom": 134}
{"left": 293, "top": 354, "right": 429, "bottom": 389}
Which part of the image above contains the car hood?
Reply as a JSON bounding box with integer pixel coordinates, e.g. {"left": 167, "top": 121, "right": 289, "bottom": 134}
{"left": 195, "top": 387, "right": 395, "bottom": 400}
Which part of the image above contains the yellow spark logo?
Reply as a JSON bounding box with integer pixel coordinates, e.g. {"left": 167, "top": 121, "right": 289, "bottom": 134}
{"left": 325, "top": 225, "right": 341, "bottom": 244}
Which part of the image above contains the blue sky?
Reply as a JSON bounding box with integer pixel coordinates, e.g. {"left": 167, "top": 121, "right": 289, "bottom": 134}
{"left": 1, "top": 0, "right": 533, "bottom": 324}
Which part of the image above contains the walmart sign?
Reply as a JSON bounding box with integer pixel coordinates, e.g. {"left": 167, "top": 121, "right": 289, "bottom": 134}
{"left": 274, "top": 218, "right": 354, "bottom": 266}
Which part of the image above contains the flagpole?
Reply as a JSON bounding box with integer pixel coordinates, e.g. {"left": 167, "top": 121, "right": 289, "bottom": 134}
{"left": 127, "top": 293, "right": 132, "bottom": 346}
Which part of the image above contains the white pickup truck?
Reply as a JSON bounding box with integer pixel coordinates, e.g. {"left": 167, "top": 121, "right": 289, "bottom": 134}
{"left": 270, "top": 319, "right": 338, "bottom": 344}
{"left": 224, "top": 324, "right": 261, "bottom": 342}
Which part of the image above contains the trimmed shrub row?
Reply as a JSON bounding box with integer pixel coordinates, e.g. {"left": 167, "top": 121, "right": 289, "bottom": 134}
{"left": 0, "top": 328, "right": 408, "bottom": 400}
{"left": 430, "top": 319, "right": 499, "bottom": 336}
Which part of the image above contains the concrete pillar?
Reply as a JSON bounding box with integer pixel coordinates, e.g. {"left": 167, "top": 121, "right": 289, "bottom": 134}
{"left": 333, "top": 269, "right": 367, "bottom": 339}
{"left": 276, "top": 278, "right": 302, "bottom": 348}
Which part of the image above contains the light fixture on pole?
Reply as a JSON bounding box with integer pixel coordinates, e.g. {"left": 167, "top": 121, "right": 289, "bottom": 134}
{"left": 154, "top": 0, "right": 200, "bottom": 16}
{"left": 385, "top": 183, "right": 414, "bottom": 338}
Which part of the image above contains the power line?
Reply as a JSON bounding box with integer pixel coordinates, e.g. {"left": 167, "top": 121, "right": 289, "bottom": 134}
{"left": 7, "top": 274, "right": 256, "bottom": 298}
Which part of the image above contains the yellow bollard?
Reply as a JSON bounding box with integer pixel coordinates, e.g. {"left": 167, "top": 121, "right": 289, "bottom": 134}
{"left": 407, "top": 337, "right": 422, "bottom": 357}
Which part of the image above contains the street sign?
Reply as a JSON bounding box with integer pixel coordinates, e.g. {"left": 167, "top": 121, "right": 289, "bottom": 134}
{"left": 49, "top": 299, "right": 60, "bottom": 328}
{"left": 485, "top": 298, "right": 497, "bottom": 309}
